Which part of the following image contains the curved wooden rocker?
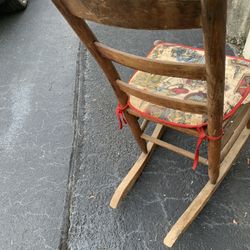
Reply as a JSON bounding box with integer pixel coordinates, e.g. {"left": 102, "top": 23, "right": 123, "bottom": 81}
{"left": 110, "top": 123, "right": 166, "bottom": 209}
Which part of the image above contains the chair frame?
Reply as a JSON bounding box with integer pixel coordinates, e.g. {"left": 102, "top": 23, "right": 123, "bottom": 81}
{"left": 52, "top": 0, "right": 250, "bottom": 247}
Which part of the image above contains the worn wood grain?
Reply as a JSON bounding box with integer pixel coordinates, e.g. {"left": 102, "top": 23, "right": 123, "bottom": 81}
{"left": 201, "top": 0, "right": 227, "bottom": 184}
{"left": 62, "top": 0, "right": 201, "bottom": 30}
{"left": 95, "top": 42, "right": 206, "bottom": 80}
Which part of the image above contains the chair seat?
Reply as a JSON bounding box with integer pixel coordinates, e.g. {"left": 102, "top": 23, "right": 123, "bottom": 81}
{"left": 129, "top": 43, "right": 250, "bottom": 126}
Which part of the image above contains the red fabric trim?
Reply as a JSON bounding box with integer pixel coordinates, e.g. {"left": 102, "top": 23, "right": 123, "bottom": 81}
{"left": 193, "top": 127, "right": 207, "bottom": 170}
{"left": 116, "top": 103, "right": 129, "bottom": 129}
{"left": 192, "top": 127, "right": 224, "bottom": 170}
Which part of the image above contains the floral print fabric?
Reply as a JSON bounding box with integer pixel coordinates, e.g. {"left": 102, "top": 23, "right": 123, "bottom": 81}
{"left": 129, "top": 43, "right": 250, "bottom": 126}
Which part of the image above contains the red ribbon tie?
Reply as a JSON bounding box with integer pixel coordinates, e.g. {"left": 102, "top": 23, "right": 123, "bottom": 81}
{"left": 192, "top": 126, "right": 224, "bottom": 171}
{"left": 116, "top": 102, "right": 129, "bottom": 129}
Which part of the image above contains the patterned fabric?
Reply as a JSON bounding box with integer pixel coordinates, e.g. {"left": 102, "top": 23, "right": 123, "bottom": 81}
{"left": 129, "top": 43, "right": 250, "bottom": 126}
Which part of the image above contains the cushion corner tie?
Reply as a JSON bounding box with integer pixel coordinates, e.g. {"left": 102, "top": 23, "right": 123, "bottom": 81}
{"left": 192, "top": 126, "right": 224, "bottom": 171}
{"left": 115, "top": 102, "right": 129, "bottom": 129}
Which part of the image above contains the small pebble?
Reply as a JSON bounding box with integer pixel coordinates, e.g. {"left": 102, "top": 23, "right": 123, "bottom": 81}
{"left": 233, "top": 219, "right": 239, "bottom": 225}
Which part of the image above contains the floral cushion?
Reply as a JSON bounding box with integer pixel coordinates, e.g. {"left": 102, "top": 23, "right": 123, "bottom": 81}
{"left": 129, "top": 43, "right": 250, "bottom": 126}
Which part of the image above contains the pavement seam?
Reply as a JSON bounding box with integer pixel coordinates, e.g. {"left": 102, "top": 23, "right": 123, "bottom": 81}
{"left": 59, "top": 42, "right": 87, "bottom": 250}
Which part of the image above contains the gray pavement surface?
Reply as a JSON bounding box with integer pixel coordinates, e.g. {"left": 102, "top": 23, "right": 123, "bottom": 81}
{"left": 0, "top": 0, "right": 78, "bottom": 249}
{"left": 67, "top": 25, "right": 250, "bottom": 250}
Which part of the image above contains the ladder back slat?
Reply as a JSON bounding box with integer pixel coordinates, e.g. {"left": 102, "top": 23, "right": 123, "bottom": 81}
{"left": 116, "top": 80, "right": 207, "bottom": 114}
{"left": 95, "top": 42, "right": 206, "bottom": 80}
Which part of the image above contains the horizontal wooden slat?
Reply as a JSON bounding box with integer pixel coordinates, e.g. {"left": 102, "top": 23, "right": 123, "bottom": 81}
{"left": 95, "top": 42, "right": 206, "bottom": 80}
{"left": 117, "top": 80, "right": 207, "bottom": 114}
{"left": 62, "top": 0, "right": 201, "bottom": 30}
{"left": 141, "top": 134, "right": 208, "bottom": 165}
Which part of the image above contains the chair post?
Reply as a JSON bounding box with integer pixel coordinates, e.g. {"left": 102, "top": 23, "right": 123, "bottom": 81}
{"left": 52, "top": 0, "right": 147, "bottom": 153}
{"left": 201, "top": 0, "right": 227, "bottom": 184}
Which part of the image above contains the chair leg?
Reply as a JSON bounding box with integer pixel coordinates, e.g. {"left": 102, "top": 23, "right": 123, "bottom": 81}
{"left": 124, "top": 112, "right": 147, "bottom": 153}
{"left": 207, "top": 140, "right": 221, "bottom": 184}
{"left": 247, "top": 119, "right": 250, "bottom": 129}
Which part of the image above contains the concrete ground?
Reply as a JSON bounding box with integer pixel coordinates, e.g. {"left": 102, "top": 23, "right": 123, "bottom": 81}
{"left": 0, "top": 1, "right": 250, "bottom": 250}
{"left": 0, "top": 0, "right": 77, "bottom": 249}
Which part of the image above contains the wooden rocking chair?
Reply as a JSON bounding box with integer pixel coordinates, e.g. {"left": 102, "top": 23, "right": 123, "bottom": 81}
{"left": 52, "top": 0, "right": 250, "bottom": 247}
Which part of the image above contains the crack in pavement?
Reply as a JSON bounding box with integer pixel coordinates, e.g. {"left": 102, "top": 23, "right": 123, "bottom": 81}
{"left": 59, "top": 42, "right": 88, "bottom": 250}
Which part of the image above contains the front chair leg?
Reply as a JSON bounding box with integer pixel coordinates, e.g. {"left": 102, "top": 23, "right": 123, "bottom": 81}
{"left": 124, "top": 112, "right": 147, "bottom": 154}
{"left": 208, "top": 140, "right": 221, "bottom": 184}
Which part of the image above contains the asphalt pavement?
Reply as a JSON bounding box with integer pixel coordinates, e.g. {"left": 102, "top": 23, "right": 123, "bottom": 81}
{"left": 0, "top": 0, "right": 77, "bottom": 249}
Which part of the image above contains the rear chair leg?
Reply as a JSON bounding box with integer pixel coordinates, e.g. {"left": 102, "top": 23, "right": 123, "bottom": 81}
{"left": 208, "top": 140, "right": 221, "bottom": 184}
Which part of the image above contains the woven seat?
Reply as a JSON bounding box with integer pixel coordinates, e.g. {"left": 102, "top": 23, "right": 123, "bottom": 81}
{"left": 130, "top": 43, "right": 250, "bottom": 126}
